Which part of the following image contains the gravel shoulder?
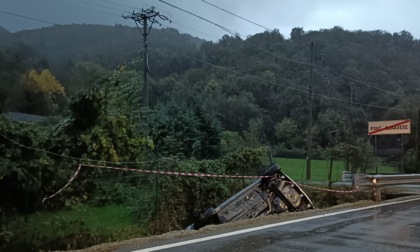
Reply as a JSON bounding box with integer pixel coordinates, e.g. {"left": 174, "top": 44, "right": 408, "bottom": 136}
{"left": 63, "top": 195, "right": 420, "bottom": 252}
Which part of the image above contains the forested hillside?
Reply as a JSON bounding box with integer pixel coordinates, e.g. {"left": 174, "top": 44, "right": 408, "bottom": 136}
{"left": 0, "top": 24, "right": 204, "bottom": 112}
{"left": 11, "top": 24, "right": 204, "bottom": 75}
{"left": 1, "top": 24, "right": 420, "bottom": 250}
{"left": 1, "top": 24, "right": 420, "bottom": 160}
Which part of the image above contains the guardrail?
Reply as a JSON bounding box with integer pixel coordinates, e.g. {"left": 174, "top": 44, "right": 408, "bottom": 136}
{"left": 354, "top": 174, "right": 420, "bottom": 202}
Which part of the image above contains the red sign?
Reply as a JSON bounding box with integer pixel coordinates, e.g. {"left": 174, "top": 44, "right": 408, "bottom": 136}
{"left": 368, "top": 119, "right": 411, "bottom": 135}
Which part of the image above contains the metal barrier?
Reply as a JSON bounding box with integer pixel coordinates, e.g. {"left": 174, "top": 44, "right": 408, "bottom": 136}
{"left": 354, "top": 174, "right": 420, "bottom": 202}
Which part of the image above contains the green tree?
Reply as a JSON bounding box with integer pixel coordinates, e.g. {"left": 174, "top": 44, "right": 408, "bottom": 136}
{"left": 335, "top": 138, "right": 375, "bottom": 173}
{"left": 314, "top": 109, "right": 348, "bottom": 148}
{"left": 66, "top": 61, "right": 106, "bottom": 94}
{"left": 275, "top": 118, "right": 298, "bottom": 148}
{"left": 150, "top": 103, "right": 221, "bottom": 159}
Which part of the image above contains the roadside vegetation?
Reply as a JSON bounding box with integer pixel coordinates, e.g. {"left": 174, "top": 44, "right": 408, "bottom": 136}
{"left": 1, "top": 24, "right": 420, "bottom": 250}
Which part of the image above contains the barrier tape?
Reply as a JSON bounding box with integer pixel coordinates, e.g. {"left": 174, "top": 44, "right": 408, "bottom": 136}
{"left": 42, "top": 163, "right": 276, "bottom": 203}
{"left": 43, "top": 163, "right": 366, "bottom": 203}
{"left": 42, "top": 164, "right": 82, "bottom": 203}
{"left": 80, "top": 163, "right": 276, "bottom": 179}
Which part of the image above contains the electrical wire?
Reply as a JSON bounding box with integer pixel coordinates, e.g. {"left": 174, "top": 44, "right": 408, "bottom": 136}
{"left": 0, "top": 132, "right": 175, "bottom": 165}
{"left": 159, "top": 0, "right": 420, "bottom": 105}
{"left": 353, "top": 85, "right": 370, "bottom": 122}
{"left": 46, "top": 0, "right": 121, "bottom": 17}
{"left": 73, "top": 0, "right": 127, "bottom": 13}
{"left": 160, "top": 20, "right": 220, "bottom": 41}
{"left": 0, "top": 10, "right": 61, "bottom": 26}
{"left": 167, "top": 49, "right": 413, "bottom": 111}
{"left": 80, "top": 0, "right": 420, "bottom": 107}
{"left": 101, "top": 0, "right": 137, "bottom": 10}
{"left": 201, "top": 0, "right": 271, "bottom": 31}
{"left": 330, "top": 70, "right": 418, "bottom": 105}
{"left": 200, "top": 1, "right": 417, "bottom": 103}
{"left": 5, "top": 0, "right": 416, "bottom": 107}
{"left": 4, "top": 1, "right": 416, "bottom": 110}
{"left": 158, "top": 0, "right": 237, "bottom": 36}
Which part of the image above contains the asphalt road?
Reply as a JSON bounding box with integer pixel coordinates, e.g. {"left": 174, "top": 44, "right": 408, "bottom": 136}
{"left": 121, "top": 197, "right": 420, "bottom": 252}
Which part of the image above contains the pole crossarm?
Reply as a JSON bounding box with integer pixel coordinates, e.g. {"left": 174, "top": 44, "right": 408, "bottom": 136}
{"left": 122, "top": 8, "right": 170, "bottom": 35}
{"left": 121, "top": 7, "right": 170, "bottom": 112}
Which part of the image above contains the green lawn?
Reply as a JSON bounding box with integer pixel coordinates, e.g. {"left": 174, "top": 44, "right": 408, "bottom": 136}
{"left": 9, "top": 205, "right": 146, "bottom": 240}
{"left": 273, "top": 157, "right": 397, "bottom": 182}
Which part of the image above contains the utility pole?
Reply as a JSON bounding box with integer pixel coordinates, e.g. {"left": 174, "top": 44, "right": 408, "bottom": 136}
{"left": 123, "top": 8, "right": 169, "bottom": 214}
{"left": 328, "top": 130, "right": 338, "bottom": 188}
{"left": 123, "top": 8, "right": 169, "bottom": 134}
{"left": 307, "top": 42, "right": 314, "bottom": 180}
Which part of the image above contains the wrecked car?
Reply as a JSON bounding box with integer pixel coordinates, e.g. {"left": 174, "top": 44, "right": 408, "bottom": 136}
{"left": 186, "top": 163, "right": 315, "bottom": 230}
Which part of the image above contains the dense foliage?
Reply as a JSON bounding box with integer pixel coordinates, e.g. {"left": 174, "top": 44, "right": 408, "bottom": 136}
{"left": 1, "top": 24, "right": 420, "bottom": 250}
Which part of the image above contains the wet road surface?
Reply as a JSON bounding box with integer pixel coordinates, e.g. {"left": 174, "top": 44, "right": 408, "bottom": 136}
{"left": 123, "top": 197, "right": 420, "bottom": 252}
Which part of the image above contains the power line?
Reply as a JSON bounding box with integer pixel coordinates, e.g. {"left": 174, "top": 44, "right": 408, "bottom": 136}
{"left": 0, "top": 132, "right": 174, "bottom": 165}
{"left": 159, "top": 1, "right": 309, "bottom": 61}
{"left": 101, "top": 0, "right": 136, "bottom": 9}
{"left": 159, "top": 0, "right": 420, "bottom": 106}
{"left": 330, "top": 70, "right": 418, "bottom": 104}
{"left": 55, "top": 0, "right": 216, "bottom": 41}
{"left": 201, "top": 0, "right": 271, "bottom": 31}
{"left": 4, "top": 0, "right": 414, "bottom": 108}
{"left": 158, "top": 0, "right": 237, "bottom": 36}
{"left": 46, "top": 0, "right": 121, "bottom": 17}
{"left": 198, "top": 3, "right": 404, "bottom": 102}
{"left": 165, "top": 49, "right": 413, "bottom": 112}
{"left": 0, "top": 10, "right": 61, "bottom": 26}
{"left": 353, "top": 85, "right": 370, "bottom": 122}
{"left": 7, "top": 1, "right": 417, "bottom": 108}
{"left": 73, "top": 0, "right": 126, "bottom": 13}
{"left": 160, "top": 21, "right": 221, "bottom": 41}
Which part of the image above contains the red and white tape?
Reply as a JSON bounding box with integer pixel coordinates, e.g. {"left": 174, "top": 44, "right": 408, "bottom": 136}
{"left": 43, "top": 163, "right": 364, "bottom": 203}
{"left": 42, "top": 164, "right": 82, "bottom": 203}
{"left": 42, "top": 163, "right": 276, "bottom": 203}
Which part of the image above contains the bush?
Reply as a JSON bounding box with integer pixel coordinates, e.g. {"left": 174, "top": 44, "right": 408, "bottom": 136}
{"left": 271, "top": 144, "right": 306, "bottom": 158}
{"left": 149, "top": 147, "right": 270, "bottom": 234}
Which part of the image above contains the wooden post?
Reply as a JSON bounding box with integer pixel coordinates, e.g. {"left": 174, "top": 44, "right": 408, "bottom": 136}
{"left": 373, "top": 186, "right": 382, "bottom": 202}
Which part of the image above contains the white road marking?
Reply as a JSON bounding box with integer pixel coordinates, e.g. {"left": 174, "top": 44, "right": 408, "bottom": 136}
{"left": 131, "top": 197, "right": 420, "bottom": 252}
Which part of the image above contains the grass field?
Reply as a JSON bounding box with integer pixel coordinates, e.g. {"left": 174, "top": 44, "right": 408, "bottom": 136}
{"left": 273, "top": 157, "right": 397, "bottom": 182}
{"left": 9, "top": 205, "right": 146, "bottom": 241}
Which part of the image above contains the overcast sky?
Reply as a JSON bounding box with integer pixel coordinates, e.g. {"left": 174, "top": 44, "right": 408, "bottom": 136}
{"left": 1, "top": 0, "right": 419, "bottom": 41}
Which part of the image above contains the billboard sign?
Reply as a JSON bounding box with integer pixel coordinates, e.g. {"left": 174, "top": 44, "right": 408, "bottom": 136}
{"left": 368, "top": 119, "right": 411, "bottom": 135}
